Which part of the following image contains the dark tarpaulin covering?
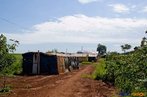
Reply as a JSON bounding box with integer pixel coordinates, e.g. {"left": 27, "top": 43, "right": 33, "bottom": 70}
{"left": 22, "top": 52, "right": 34, "bottom": 74}
{"left": 40, "top": 54, "right": 58, "bottom": 74}
{"left": 88, "top": 56, "right": 97, "bottom": 62}
{"left": 22, "top": 52, "right": 58, "bottom": 75}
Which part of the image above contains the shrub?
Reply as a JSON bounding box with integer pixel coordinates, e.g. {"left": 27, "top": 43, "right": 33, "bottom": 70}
{"left": 105, "top": 46, "right": 147, "bottom": 94}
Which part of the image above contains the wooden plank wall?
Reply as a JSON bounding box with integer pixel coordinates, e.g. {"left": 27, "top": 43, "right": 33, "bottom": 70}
{"left": 57, "top": 56, "right": 65, "bottom": 74}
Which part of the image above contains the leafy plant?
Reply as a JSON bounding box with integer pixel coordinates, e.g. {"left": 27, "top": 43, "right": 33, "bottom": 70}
{"left": 105, "top": 46, "right": 147, "bottom": 94}
{"left": 0, "top": 34, "right": 19, "bottom": 93}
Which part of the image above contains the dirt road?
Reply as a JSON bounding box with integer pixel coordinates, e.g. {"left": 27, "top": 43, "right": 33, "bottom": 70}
{"left": 0, "top": 65, "right": 116, "bottom": 97}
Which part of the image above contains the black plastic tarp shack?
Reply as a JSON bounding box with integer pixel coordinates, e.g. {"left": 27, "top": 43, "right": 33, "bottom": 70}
{"left": 22, "top": 52, "right": 58, "bottom": 75}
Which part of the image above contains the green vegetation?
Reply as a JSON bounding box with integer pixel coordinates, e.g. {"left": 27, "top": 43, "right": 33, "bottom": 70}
{"left": 106, "top": 47, "right": 147, "bottom": 93}
{"left": 8, "top": 54, "right": 22, "bottom": 75}
{"left": 121, "top": 44, "right": 131, "bottom": 53}
{"left": 81, "top": 61, "right": 92, "bottom": 65}
{"left": 0, "top": 34, "right": 21, "bottom": 93}
{"left": 97, "top": 44, "right": 107, "bottom": 56}
{"left": 0, "top": 85, "right": 11, "bottom": 93}
{"left": 92, "top": 59, "right": 106, "bottom": 80}
{"left": 0, "top": 34, "right": 20, "bottom": 75}
{"left": 81, "top": 74, "right": 92, "bottom": 79}
{"left": 81, "top": 59, "right": 107, "bottom": 80}
{"left": 0, "top": 52, "right": 22, "bottom": 75}
{"left": 94, "top": 47, "right": 147, "bottom": 96}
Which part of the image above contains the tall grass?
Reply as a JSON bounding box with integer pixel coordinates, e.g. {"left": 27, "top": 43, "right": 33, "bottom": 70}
{"left": 92, "top": 58, "right": 106, "bottom": 80}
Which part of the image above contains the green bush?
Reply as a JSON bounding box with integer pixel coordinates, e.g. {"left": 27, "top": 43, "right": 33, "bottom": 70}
{"left": 105, "top": 47, "right": 147, "bottom": 94}
{"left": 89, "top": 47, "right": 147, "bottom": 96}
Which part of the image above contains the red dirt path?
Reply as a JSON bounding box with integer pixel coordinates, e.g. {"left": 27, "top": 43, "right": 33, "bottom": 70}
{"left": 0, "top": 65, "right": 116, "bottom": 97}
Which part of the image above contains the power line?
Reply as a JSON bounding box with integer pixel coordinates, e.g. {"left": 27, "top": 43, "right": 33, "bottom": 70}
{"left": 0, "top": 16, "right": 29, "bottom": 30}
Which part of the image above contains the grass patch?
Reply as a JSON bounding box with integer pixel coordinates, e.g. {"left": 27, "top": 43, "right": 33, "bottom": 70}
{"left": 81, "top": 59, "right": 106, "bottom": 80}
{"left": 81, "top": 61, "right": 92, "bottom": 65}
{"left": 91, "top": 58, "right": 106, "bottom": 80}
{"left": 81, "top": 74, "right": 92, "bottom": 79}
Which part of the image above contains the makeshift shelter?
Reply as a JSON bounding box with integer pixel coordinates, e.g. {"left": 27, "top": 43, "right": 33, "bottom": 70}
{"left": 56, "top": 54, "right": 66, "bottom": 73}
{"left": 77, "top": 56, "right": 88, "bottom": 62}
{"left": 88, "top": 56, "right": 97, "bottom": 62}
{"left": 22, "top": 52, "right": 65, "bottom": 75}
{"left": 70, "top": 54, "right": 88, "bottom": 62}
{"left": 88, "top": 54, "right": 97, "bottom": 62}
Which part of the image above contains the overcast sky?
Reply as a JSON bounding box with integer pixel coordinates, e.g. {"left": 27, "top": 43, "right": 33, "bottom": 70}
{"left": 0, "top": 0, "right": 147, "bottom": 53}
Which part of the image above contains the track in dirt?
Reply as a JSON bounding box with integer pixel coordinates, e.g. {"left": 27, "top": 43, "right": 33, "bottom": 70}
{"left": 0, "top": 65, "right": 116, "bottom": 97}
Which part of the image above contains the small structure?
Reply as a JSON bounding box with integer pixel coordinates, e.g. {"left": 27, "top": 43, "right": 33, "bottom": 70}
{"left": 76, "top": 51, "right": 97, "bottom": 62}
{"left": 70, "top": 53, "right": 88, "bottom": 62}
{"left": 22, "top": 51, "right": 94, "bottom": 75}
{"left": 88, "top": 55, "right": 97, "bottom": 62}
{"left": 22, "top": 52, "right": 65, "bottom": 75}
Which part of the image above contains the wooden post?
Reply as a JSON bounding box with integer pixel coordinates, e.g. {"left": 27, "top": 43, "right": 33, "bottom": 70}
{"left": 37, "top": 50, "right": 40, "bottom": 74}
{"left": 32, "top": 54, "right": 37, "bottom": 74}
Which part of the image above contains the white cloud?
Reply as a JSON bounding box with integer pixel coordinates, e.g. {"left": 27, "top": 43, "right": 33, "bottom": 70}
{"left": 78, "top": 0, "right": 98, "bottom": 4}
{"left": 3, "top": 14, "right": 147, "bottom": 47}
{"left": 142, "top": 6, "right": 147, "bottom": 12}
{"left": 109, "top": 4, "right": 130, "bottom": 13}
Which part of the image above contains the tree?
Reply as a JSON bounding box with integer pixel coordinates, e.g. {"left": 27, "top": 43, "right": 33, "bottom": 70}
{"left": 0, "top": 34, "right": 19, "bottom": 92}
{"left": 121, "top": 44, "right": 131, "bottom": 53}
{"left": 97, "top": 44, "right": 107, "bottom": 56}
{"left": 0, "top": 34, "right": 19, "bottom": 71}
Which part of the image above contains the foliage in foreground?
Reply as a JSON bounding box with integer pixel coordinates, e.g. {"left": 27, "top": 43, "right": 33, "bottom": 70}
{"left": 7, "top": 54, "right": 22, "bottom": 75}
{"left": 94, "top": 47, "right": 147, "bottom": 96}
{"left": 0, "top": 34, "right": 20, "bottom": 93}
{"left": 107, "top": 47, "right": 147, "bottom": 96}
{"left": 105, "top": 47, "right": 147, "bottom": 93}
{"left": 92, "top": 59, "right": 106, "bottom": 80}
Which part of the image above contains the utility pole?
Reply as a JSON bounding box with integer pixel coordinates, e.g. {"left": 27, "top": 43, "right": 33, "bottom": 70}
{"left": 81, "top": 46, "right": 83, "bottom": 51}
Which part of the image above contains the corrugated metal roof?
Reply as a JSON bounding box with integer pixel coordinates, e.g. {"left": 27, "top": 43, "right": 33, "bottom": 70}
{"left": 46, "top": 53, "right": 97, "bottom": 57}
{"left": 23, "top": 52, "right": 97, "bottom": 57}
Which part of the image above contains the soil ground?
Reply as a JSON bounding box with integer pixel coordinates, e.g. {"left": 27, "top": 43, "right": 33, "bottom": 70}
{"left": 0, "top": 65, "right": 117, "bottom": 97}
